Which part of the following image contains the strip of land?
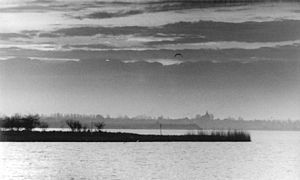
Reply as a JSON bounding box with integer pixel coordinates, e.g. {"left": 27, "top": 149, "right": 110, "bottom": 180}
{"left": 0, "top": 131, "right": 251, "bottom": 142}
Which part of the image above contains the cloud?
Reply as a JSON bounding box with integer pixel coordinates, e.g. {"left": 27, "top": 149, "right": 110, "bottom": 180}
{"left": 0, "top": 33, "right": 31, "bottom": 40}
{"left": 4, "top": 19, "right": 300, "bottom": 53}
{"left": 80, "top": 0, "right": 300, "bottom": 20}
{"left": 45, "top": 20, "right": 300, "bottom": 44}
{"left": 0, "top": 44, "right": 60, "bottom": 51}
{"left": 155, "top": 40, "right": 300, "bottom": 50}
{"left": 154, "top": 20, "right": 300, "bottom": 43}
{"left": 80, "top": 1, "right": 240, "bottom": 20}
{"left": 62, "top": 44, "right": 116, "bottom": 50}
{"left": 84, "top": 10, "right": 144, "bottom": 19}
{"left": 0, "top": 1, "right": 73, "bottom": 13}
{"left": 28, "top": 57, "right": 79, "bottom": 62}
{"left": 38, "top": 33, "right": 61, "bottom": 38}
{"left": 1, "top": 44, "right": 300, "bottom": 63}
{"left": 0, "top": 56, "right": 15, "bottom": 60}
{"left": 124, "top": 59, "right": 183, "bottom": 66}
{"left": 53, "top": 26, "right": 150, "bottom": 37}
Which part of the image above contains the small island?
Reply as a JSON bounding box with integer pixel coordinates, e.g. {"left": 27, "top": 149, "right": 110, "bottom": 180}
{"left": 0, "top": 114, "right": 251, "bottom": 142}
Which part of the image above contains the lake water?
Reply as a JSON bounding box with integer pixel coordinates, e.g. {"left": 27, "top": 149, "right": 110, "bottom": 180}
{"left": 0, "top": 130, "right": 299, "bottom": 180}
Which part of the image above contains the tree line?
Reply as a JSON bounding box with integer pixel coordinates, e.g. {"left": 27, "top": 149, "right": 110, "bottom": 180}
{"left": 0, "top": 114, "right": 47, "bottom": 131}
{"left": 0, "top": 114, "right": 105, "bottom": 132}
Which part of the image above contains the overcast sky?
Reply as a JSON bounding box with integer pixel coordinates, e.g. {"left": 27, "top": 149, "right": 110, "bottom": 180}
{"left": 0, "top": 0, "right": 300, "bottom": 120}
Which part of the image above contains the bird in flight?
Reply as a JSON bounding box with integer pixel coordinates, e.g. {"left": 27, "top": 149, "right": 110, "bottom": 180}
{"left": 174, "top": 53, "right": 183, "bottom": 58}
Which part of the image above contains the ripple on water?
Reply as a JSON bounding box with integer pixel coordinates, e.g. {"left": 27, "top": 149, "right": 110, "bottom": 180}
{"left": 0, "top": 131, "right": 300, "bottom": 180}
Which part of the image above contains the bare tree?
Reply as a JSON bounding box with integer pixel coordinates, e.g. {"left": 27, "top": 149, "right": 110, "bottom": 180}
{"left": 94, "top": 122, "right": 105, "bottom": 132}
{"left": 66, "top": 119, "right": 82, "bottom": 132}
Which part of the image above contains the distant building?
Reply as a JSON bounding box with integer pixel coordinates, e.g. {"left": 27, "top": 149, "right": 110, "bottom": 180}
{"left": 195, "top": 111, "right": 214, "bottom": 121}
{"left": 193, "top": 111, "right": 214, "bottom": 129}
{"left": 201, "top": 111, "right": 214, "bottom": 121}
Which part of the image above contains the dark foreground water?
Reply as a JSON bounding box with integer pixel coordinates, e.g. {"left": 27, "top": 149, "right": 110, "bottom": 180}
{"left": 0, "top": 131, "right": 299, "bottom": 180}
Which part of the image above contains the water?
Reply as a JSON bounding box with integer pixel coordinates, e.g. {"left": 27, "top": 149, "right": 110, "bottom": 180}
{"left": 0, "top": 131, "right": 299, "bottom": 180}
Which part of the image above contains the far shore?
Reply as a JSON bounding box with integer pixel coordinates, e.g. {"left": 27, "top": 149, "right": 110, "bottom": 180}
{"left": 0, "top": 130, "right": 251, "bottom": 142}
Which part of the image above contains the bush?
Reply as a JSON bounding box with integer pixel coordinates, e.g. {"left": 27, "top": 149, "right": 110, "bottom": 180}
{"left": 66, "top": 120, "right": 82, "bottom": 132}
{"left": 94, "top": 122, "right": 105, "bottom": 132}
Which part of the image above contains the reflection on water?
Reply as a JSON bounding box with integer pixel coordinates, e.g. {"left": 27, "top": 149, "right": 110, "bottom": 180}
{"left": 0, "top": 131, "right": 300, "bottom": 180}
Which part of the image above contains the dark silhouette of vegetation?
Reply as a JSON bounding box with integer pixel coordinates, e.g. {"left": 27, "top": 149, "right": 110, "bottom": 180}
{"left": 0, "top": 115, "right": 250, "bottom": 142}
{"left": 0, "top": 130, "right": 250, "bottom": 142}
{"left": 66, "top": 119, "right": 83, "bottom": 132}
{"left": 94, "top": 122, "right": 105, "bottom": 132}
{"left": 186, "top": 130, "right": 250, "bottom": 141}
{"left": 0, "top": 114, "right": 42, "bottom": 131}
{"left": 22, "top": 115, "right": 41, "bottom": 131}
{"left": 1, "top": 114, "right": 22, "bottom": 130}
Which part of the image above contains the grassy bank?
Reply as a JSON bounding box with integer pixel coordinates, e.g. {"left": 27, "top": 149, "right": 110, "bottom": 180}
{"left": 0, "top": 130, "right": 250, "bottom": 142}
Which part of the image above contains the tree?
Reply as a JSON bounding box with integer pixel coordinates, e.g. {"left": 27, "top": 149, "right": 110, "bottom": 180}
{"left": 1, "top": 116, "right": 16, "bottom": 130}
{"left": 94, "top": 122, "right": 105, "bottom": 132}
{"left": 1, "top": 114, "right": 41, "bottom": 131}
{"left": 22, "top": 114, "right": 41, "bottom": 131}
{"left": 9, "top": 114, "right": 23, "bottom": 131}
{"left": 66, "top": 120, "right": 82, "bottom": 132}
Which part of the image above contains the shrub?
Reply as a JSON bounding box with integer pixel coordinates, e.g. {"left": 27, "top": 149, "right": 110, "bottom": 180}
{"left": 94, "top": 122, "right": 105, "bottom": 132}
{"left": 66, "top": 120, "right": 82, "bottom": 132}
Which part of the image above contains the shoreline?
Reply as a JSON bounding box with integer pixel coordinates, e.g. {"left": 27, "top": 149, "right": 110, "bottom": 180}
{"left": 0, "top": 130, "right": 251, "bottom": 142}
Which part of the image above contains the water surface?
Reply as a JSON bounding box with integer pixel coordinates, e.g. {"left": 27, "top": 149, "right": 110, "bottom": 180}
{"left": 0, "top": 131, "right": 299, "bottom": 180}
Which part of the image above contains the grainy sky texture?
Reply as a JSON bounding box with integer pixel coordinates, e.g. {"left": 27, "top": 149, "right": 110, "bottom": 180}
{"left": 0, "top": 0, "right": 300, "bottom": 119}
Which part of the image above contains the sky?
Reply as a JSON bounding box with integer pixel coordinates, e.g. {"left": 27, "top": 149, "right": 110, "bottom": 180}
{"left": 0, "top": 0, "right": 300, "bottom": 120}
